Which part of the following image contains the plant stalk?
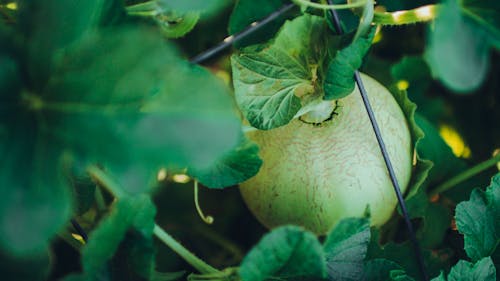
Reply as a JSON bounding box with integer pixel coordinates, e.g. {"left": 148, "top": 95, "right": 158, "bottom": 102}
{"left": 87, "top": 166, "right": 221, "bottom": 275}
{"left": 430, "top": 153, "right": 500, "bottom": 196}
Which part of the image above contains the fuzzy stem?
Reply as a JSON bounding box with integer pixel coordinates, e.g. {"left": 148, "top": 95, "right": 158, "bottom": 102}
{"left": 430, "top": 153, "right": 500, "bottom": 196}
{"left": 373, "top": 4, "right": 439, "bottom": 25}
{"left": 154, "top": 225, "right": 220, "bottom": 275}
{"left": 292, "top": 0, "right": 367, "bottom": 10}
{"left": 87, "top": 166, "right": 220, "bottom": 275}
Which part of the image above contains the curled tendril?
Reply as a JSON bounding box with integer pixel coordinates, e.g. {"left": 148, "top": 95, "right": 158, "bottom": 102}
{"left": 194, "top": 180, "right": 214, "bottom": 225}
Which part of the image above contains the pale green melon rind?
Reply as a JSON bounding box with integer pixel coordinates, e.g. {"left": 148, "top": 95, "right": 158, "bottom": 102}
{"left": 387, "top": 86, "right": 433, "bottom": 201}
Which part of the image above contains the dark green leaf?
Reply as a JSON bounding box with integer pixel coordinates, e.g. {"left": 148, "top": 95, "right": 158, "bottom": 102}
{"left": 430, "top": 257, "right": 496, "bottom": 281}
{"left": 389, "top": 89, "right": 433, "bottom": 201}
{"left": 455, "top": 173, "right": 500, "bottom": 261}
{"left": 0, "top": 119, "right": 72, "bottom": 255}
{"left": 18, "top": 0, "right": 107, "bottom": 85}
{"left": 189, "top": 133, "right": 262, "bottom": 189}
{"left": 323, "top": 27, "right": 375, "bottom": 100}
{"left": 323, "top": 218, "right": 371, "bottom": 281}
{"left": 415, "top": 114, "right": 467, "bottom": 186}
{"left": 231, "top": 14, "right": 331, "bottom": 130}
{"left": 126, "top": 2, "right": 200, "bottom": 38}
{"left": 70, "top": 175, "right": 96, "bottom": 215}
{"left": 460, "top": 0, "right": 500, "bottom": 48}
{"left": 72, "top": 195, "right": 156, "bottom": 279}
{"left": 44, "top": 27, "right": 240, "bottom": 193}
{"left": 228, "top": 0, "right": 291, "bottom": 48}
{"left": 156, "top": 0, "right": 230, "bottom": 17}
{"left": 367, "top": 230, "right": 451, "bottom": 279}
{"left": 390, "top": 269, "right": 416, "bottom": 281}
{"left": 425, "top": 0, "right": 491, "bottom": 93}
{"left": 363, "top": 259, "right": 403, "bottom": 281}
{"left": 239, "top": 226, "right": 327, "bottom": 281}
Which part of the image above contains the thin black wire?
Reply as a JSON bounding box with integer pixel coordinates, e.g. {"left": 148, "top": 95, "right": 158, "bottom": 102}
{"left": 326, "top": 1, "right": 428, "bottom": 280}
{"left": 190, "top": 3, "right": 295, "bottom": 64}
{"left": 71, "top": 219, "right": 88, "bottom": 242}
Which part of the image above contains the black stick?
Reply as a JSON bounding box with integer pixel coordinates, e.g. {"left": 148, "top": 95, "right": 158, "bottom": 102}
{"left": 190, "top": 3, "right": 295, "bottom": 64}
{"left": 326, "top": 1, "right": 428, "bottom": 280}
{"left": 71, "top": 219, "right": 88, "bottom": 242}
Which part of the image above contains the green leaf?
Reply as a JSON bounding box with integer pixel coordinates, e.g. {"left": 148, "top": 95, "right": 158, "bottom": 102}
{"left": 455, "top": 173, "right": 500, "bottom": 261}
{"left": 367, "top": 230, "right": 451, "bottom": 279}
{"left": 425, "top": 0, "right": 491, "bottom": 93}
{"left": 431, "top": 257, "right": 496, "bottom": 281}
{"left": 0, "top": 121, "right": 72, "bottom": 255}
{"left": 18, "top": 0, "right": 108, "bottom": 85}
{"left": 323, "top": 27, "right": 375, "bottom": 100}
{"left": 156, "top": 0, "right": 230, "bottom": 17}
{"left": 126, "top": 2, "right": 200, "bottom": 38}
{"left": 460, "top": 0, "right": 500, "bottom": 48}
{"left": 239, "top": 226, "right": 327, "bottom": 281}
{"left": 390, "top": 270, "right": 416, "bottom": 281}
{"left": 389, "top": 89, "right": 433, "bottom": 201}
{"left": 414, "top": 114, "right": 467, "bottom": 186}
{"left": 363, "top": 259, "right": 403, "bottom": 281}
{"left": 189, "top": 134, "right": 262, "bottom": 189}
{"left": 231, "top": 14, "right": 331, "bottom": 130}
{"left": 228, "top": 0, "right": 291, "bottom": 48}
{"left": 323, "top": 218, "right": 371, "bottom": 281}
{"left": 70, "top": 175, "right": 97, "bottom": 215}
{"left": 72, "top": 195, "right": 156, "bottom": 278}
{"left": 43, "top": 27, "right": 240, "bottom": 193}
{"left": 156, "top": 11, "right": 199, "bottom": 38}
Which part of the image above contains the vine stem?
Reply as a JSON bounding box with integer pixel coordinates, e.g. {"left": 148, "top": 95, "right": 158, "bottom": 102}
{"left": 430, "top": 153, "right": 500, "bottom": 197}
{"left": 86, "top": 166, "right": 220, "bottom": 275}
{"left": 292, "top": 0, "right": 367, "bottom": 10}
{"left": 373, "top": 4, "right": 439, "bottom": 25}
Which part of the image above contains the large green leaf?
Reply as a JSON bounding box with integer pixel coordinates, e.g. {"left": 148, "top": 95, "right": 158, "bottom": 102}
{"left": 425, "top": 0, "right": 491, "bottom": 93}
{"left": 65, "top": 195, "right": 156, "bottom": 280}
{"left": 431, "top": 257, "right": 496, "bottom": 281}
{"left": 460, "top": 0, "right": 500, "bottom": 48}
{"left": 228, "top": 0, "right": 292, "bottom": 48}
{"left": 239, "top": 226, "right": 327, "bottom": 281}
{"left": 43, "top": 27, "right": 240, "bottom": 193}
{"left": 323, "top": 218, "right": 371, "bottom": 281}
{"left": 189, "top": 134, "right": 262, "bottom": 189}
{"left": 323, "top": 27, "right": 375, "bottom": 100}
{"left": 231, "top": 14, "right": 332, "bottom": 130}
{"left": 455, "top": 173, "right": 499, "bottom": 261}
{"left": 0, "top": 119, "right": 72, "bottom": 255}
{"left": 18, "top": 0, "right": 108, "bottom": 86}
